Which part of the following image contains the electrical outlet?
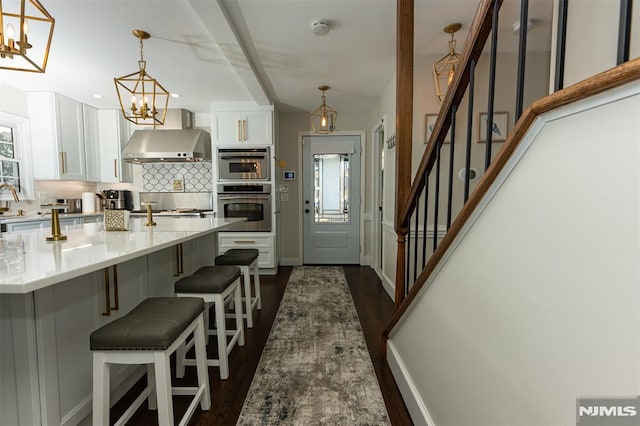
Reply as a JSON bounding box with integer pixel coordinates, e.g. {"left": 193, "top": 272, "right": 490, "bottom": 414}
{"left": 280, "top": 193, "right": 289, "bottom": 202}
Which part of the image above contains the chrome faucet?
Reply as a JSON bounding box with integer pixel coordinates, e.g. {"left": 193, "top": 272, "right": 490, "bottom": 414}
{"left": 0, "top": 182, "right": 20, "bottom": 202}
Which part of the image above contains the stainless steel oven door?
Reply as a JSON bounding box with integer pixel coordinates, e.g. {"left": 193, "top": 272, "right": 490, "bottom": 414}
{"left": 217, "top": 194, "right": 271, "bottom": 232}
{"left": 217, "top": 148, "right": 270, "bottom": 181}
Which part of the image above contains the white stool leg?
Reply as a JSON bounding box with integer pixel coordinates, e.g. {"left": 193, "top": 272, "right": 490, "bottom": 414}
{"left": 92, "top": 352, "right": 110, "bottom": 426}
{"left": 213, "top": 293, "right": 229, "bottom": 379}
{"left": 175, "top": 339, "right": 186, "bottom": 379}
{"left": 234, "top": 280, "right": 245, "bottom": 346}
{"left": 203, "top": 302, "right": 210, "bottom": 345}
{"left": 252, "top": 260, "right": 261, "bottom": 310}
{"left": 147, "top": 363, "right": 157, "bottom": 410}
{"left": 241, "top": 265, "right": 253, "bottom": 328}
{"left": 153, "top": 352, "right": 174, "bottom": 425}
{"left": 193, "top": 315, "right": 211, "bottom": 410}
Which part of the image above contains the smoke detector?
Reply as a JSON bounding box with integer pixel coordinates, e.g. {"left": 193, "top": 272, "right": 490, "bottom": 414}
{"left": 311, "top": 19, "right": 331, "bottom": 36}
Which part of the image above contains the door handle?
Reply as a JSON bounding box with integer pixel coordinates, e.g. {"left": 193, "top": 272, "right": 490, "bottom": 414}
{"left": 114, "top": 159, "right": 118, "bottom": 178}
{"left": 110, "top": 265, "right": 119, "bottom": 311}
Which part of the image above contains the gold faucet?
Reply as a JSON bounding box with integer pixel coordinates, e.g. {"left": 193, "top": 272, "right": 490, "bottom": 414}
{"left": 0, "top": 182, "right": 19, "bottom": 213}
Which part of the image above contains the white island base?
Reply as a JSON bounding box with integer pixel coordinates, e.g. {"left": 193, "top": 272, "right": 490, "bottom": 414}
{"left": 1, "top": 217, "right": 242, "bottom": 425}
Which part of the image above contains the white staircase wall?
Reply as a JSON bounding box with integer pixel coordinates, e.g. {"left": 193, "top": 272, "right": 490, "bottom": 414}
{"left": 388, "top": 81, "right": 640, "bottom": 425}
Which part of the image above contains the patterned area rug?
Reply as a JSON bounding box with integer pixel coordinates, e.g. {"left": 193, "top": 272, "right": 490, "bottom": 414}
{"left": 237, "top": 266, "right": 390, "bottom": 425}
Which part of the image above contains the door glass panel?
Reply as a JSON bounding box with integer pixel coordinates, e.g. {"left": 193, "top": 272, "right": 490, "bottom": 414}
{"left": 313, "top": 154, "right": 350, "bottom": 223}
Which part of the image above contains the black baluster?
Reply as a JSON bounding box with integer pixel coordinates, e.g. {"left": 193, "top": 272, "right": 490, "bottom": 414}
{"left": 413, "top": 193, "right": 419, "bottom": 282}
{"left": 447, "top": 106, "right": 457, "bottom": 229}
{"left": 515, "top": 0, "right": 529, "bottom": 119}
{"left": 422, "top": 177, "right": 429, "bottom": 266}
{"left": 617, "top": 0, "right": 633, "bottom": 64}
{"left": 485, "top": 0, "right": 500, "bottom": 170}
{"left": 464, "top": 60, "right": 476, "bottom": 203}
{"left": 554, "top": 0, "right": 569, "bottom": 91}
{"left": 433, "top": 140, "right": 441, "bottom": 253}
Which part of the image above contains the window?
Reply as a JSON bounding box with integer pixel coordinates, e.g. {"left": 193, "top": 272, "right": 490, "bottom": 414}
{"left": 0, "top": 124, "right": 21, "bottom": 192}
{"left": 0, "top": 112, "right": 33, "bottom": 199}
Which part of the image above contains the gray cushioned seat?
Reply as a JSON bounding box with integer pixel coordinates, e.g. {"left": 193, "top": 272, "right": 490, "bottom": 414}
{"left": 175, "top": 265, "right": 241, "bottom": 294}
{"left": 215, "top": 249, "right": 259, "bottom": 266}
{"left": 90, "top": 297, "right": 204, "bottom": 351}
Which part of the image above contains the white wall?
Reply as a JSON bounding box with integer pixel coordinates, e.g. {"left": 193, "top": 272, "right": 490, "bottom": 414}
{"left": 388, "top": 82, "right": 640, "bottom": 425}
{"left": 563, "top": 0, "right": 640, "bottom": 87}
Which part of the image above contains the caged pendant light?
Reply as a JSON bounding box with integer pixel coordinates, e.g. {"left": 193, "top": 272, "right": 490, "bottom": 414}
{"left": 0, "top": 0, "right": 55, "bottom": 73}
{"left": 114, "top": 29, "right": 169, "bottom": 127}
{"left": 310, "top": 85, "right": 337, "bottom": 134}
{"left": 432, "top": 23, "right": 462, "bottom": 102}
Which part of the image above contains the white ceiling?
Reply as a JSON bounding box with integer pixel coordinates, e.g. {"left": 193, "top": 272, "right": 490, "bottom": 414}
{"left": 0, "top": 0, "right": 553, "bottom": 116}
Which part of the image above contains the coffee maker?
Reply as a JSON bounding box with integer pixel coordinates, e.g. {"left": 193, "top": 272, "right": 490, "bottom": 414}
{"left": 103, "top": 190, "right": 133, "bottom": 210}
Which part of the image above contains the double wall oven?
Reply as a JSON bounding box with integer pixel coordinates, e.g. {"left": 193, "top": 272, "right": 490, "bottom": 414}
{"left": 216, "top": 146, "right": 272, "bottom": 232}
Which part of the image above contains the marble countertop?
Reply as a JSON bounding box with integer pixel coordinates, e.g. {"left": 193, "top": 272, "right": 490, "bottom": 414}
{"left": 0, "top": 217, "right": 243, "bottom": 294}
{"left": 0, "top": 212, "right": 105, "bottom": 224}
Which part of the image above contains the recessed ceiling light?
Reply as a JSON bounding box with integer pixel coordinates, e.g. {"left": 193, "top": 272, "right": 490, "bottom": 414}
{"left": 171, "top": 93, "right": 181, "bottom": 98}
{"left": 93, "top": 94, "right": 103, "bottom": 99}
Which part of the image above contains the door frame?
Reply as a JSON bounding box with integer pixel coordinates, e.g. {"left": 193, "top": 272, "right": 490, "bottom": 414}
{"left": 297, "top": 130, "right": 366, "bottom": 265}
{"left": 370, "top": 116, "right": 386, "bottom": 272}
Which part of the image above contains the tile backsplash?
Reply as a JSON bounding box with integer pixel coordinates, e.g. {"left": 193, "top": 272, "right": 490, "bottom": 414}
{"left": 142, "top": 163, "right": 212, "bottom": 192}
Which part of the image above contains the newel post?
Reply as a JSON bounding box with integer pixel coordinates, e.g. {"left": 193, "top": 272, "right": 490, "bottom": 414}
{"left": 394, "top": 0, "right": 414, "bottom": 308}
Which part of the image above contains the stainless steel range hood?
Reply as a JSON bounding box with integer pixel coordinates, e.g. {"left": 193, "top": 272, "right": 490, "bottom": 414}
{"left": 122, "top": 109, "right": 212, "bottom": 164}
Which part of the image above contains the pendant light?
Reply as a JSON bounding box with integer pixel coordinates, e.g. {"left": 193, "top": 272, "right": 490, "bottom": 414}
{"left": 114, "top": 29, "right": 169, "bottom": 127}
{"left": 310, "top": 85, "right": 337, "bottom": 134}
{"left": 432, "top": 23, "right": 462, "bottom": 102}
{"left": 0, "top": 0, "right": 55, "bottom": 73}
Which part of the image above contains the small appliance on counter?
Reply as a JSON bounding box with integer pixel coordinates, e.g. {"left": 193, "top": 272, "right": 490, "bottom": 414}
{"left": 103, "top": 190, "right": 133, "bottom": 210}
{"left": 55, "top": 199, "right": 82, "bottom": 213}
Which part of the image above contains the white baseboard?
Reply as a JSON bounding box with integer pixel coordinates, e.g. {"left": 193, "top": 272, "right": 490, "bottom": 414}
{"left": 280, "top": 257, "right": 300, "bottom": 266}
{"left": 387, "top": 340, "right": 436, "bottom": 426}
{"left": 381, "top": 271, "right": 395, "bottom": 300}
{"left": 361, "top": 255, "right": 371, "bottom": 266}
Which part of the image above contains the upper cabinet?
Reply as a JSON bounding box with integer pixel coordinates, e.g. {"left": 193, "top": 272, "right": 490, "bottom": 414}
{"left": 211, "top": 109, "right": 272, "bottom": 146}
{"left": 83, "top": 104, "right": 102, "bottom": 182}
{"left": 28, "top": 92, "right": 87, "bottom": 180}
{"left": 98, "top": 110, "right": 133, "bottom": 183}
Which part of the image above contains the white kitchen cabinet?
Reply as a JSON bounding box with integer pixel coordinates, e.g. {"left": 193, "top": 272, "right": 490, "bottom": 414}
{"left": 83, "top": 104, "right": 102, "bottom": 182}
{"left": 212, "top": 110, "right": 272, "bottom": 146}
{"left": 218, "top": 232, "right": 274, "bottom": 268}
{"left": 98, "top": 110, "right": 133, "bottom": 183}
{"left": 27, "top": 92, "right": 87, "bottom": 180}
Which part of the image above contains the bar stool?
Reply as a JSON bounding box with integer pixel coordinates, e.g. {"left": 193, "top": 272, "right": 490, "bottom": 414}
{"left": 215, "top": 249, "right": 261, "bottom": 328}
{"left": 175, "top": 265, "right": 245, "bottom": 380}
{"left": 90, "top": 297, "right": 210, "bottom": 426}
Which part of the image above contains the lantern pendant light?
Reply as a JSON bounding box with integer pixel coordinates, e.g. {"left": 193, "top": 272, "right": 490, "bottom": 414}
{"left": 310, "top": 85, "right": 337, "bottom": 134}
{"left": 114, "top": 29, "right": 169, "bottom": 127}
{"left": 432, "top": 23, "right": 462, "bottom": 102}
{"left": 0, "top": 0, "right": 55, "bottom": 73}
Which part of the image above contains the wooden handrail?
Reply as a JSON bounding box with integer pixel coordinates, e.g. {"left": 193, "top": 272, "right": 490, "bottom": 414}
{"left": 384, "top": 57, "right": 640, "bottom": 339}
{"left": 398, "top": 0, "right": 502, "bottom": 227}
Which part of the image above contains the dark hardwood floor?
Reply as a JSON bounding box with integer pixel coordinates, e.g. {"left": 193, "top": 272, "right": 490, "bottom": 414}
{"left": 111, "top": 266, "right": 412, "bottom": 425}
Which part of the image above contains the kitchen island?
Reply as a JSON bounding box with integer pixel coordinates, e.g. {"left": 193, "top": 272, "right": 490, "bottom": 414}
{"left": 0, "top": 217, "right": 243, "bottom": 425}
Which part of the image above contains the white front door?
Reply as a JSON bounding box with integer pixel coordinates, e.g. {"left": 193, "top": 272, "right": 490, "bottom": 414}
{"left": 302, "top": 135, "right": 361, "bottom": 264}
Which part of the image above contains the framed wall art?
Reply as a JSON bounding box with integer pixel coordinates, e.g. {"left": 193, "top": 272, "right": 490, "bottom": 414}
{"left": 478, "top": 111, "right": 508, "bottom": 142}
{"left": 425, "top": 113, "right": 451, "bottom": 144}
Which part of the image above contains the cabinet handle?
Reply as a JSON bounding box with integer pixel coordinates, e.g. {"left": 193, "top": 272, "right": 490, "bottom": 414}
{"left": 173, "top": 243, "right": 184, "bottom": 276}
{"left": 59, "top": 152, "right": 67, "bottom": 174}
{"left": 110, "top": 265, "right": 119, "bottom": 311}
{"left": 114, "top": 159, "right": 118, "bottom": 178}
{"left": 102, "top": 268, "right": 111, "bottom": 316}
{"left": 234, "top": 240, "right": 256, "bottom": 244}
{"left": 242, "top": 119, "right": 248, "bottom": 141}
{"left": 237, "top": 120, "right": 242, "bottom": 142}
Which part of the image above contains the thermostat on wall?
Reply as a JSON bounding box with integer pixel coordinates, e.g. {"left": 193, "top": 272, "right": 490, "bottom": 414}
{"left": 283, "top": 171, "right": 296, "bottom": 181}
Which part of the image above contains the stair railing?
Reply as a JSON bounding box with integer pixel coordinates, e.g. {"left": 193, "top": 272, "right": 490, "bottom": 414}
{"left": 388, "top": 0, "right": 636, "bottom": 330}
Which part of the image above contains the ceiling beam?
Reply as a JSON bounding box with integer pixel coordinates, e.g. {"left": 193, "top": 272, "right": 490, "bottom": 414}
{"left": 189, "top": 0, "right": 272, "bottom": 106}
